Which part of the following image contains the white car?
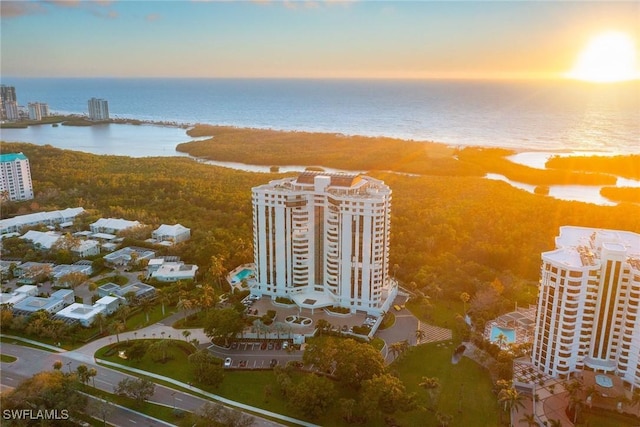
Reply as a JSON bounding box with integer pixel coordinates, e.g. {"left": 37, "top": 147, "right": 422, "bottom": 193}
{"left": 224, "top": 357, "right": 232, "bottom": 367}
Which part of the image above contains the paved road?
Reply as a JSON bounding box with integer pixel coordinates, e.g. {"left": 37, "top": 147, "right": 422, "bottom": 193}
{"left": 1, "top": 343, "right": 288, "bottom": 427}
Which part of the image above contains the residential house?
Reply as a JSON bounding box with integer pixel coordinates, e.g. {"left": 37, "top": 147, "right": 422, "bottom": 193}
{"left": 0, "top": 207, "right": 85, "bottom": 235}
{"left": 90, "top": 218, "right": 141, "bottom": 235}
{"left": 103, "top": 247, "right": 155, "bottom": 268}
{"left": 152, "top": 224, "right": 191, "bottom": 245}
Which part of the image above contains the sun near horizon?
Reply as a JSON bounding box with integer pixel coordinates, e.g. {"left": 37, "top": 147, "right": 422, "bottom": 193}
{"left": 566, "top": 31, "right": 640, "bottom": 83}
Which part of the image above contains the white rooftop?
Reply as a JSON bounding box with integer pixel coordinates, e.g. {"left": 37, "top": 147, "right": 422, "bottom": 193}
{"left": 21, "top": 230, "right": 61, "bottom": 250}
{"left": 91, "top": 218, "right": 141, "bottom": 231}
{"left": 0, "top": 208, "right": 85, "bottom": 234}
{"left": 56, "top": 303, "right": 106, "bottom": 320}
{"left": 544, "top": 226, "right": 640, "bottom": 268}
{"left": 154, "top": 224, "right": 189, "bottom": 235}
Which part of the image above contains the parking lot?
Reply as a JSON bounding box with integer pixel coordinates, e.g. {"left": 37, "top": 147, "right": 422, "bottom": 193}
{"left": 208, "top": 339, "right": 303, "bottom": 370}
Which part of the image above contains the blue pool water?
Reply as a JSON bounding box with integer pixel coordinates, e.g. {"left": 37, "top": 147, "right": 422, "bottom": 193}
{"left": 233, "top": 269, "right": 253, "bottom": 283}
{"left": 490, "top": 326, "right": 516, "bottom": 344}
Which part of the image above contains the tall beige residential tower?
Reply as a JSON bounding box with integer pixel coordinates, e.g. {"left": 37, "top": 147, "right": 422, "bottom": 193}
{"left": 532, "top": 226, "right": 640, "bottom": 389}
{"left": 252, "top": 172, "right": 397, "bottom": 315}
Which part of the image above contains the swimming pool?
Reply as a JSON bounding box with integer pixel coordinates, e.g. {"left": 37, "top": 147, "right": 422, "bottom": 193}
{"left": 232, "top": 268, "right": 253, "bottom": 283}
{"left": 490, "top": 325, "right": 516, "bottom": 345}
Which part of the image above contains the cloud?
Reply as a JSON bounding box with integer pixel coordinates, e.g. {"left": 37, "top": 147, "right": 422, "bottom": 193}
{"left": 0, "top": 2, "right": 47, "bottom": 19}
{"left": 146, "top": 13, "right": 161, "bottom": 22}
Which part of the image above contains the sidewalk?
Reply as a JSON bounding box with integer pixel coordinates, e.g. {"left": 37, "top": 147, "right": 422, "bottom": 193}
{"left": 97, "top": 359, "right": 317, "bottom": 427}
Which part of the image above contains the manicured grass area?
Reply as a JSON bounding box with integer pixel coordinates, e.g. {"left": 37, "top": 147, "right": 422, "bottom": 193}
{"left": 407, "top": 297, "right": 465, "bottom": 339}
{"left": 125, "top": 304, "right": 177, "bottom": 331}
{"left": 0, "top": 334, "right": 67, "bottom": 351}
{"left": 370, "top": 337, "right": 385, "bottom": 351}
{"left": 79, "top": 384, "right": 183, "bottom": 426}
{"left": 172, "top": 311, "right": 206, "bottom": 329}
{"left": 0, "top": 353, "right": 17, "bottom": 362}
{"left": 389, "top": 342, "right": 498, "bottom": 426}
{"left": 378, "top": 312, "right": 396, "bottom": 330}
{"left": 96, "top": 337, "right": 498, "bottom": 426}
{"left": 96, "top": 339, "right": 195, "bottom": 381}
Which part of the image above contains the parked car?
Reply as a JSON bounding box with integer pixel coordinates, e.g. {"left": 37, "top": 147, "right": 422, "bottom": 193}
{"left": 268, "top": 342, "right": 274, "bottom": 350}
{"left": 282, "top": 341, "right": 289, "bottom": 349}
{"left": 261, "top": 342, "right": 267, "bottom": 350}
{"left": 224, "top": 357, "right": 232, "bottom": 367}
{"left": 270, "top": 359, "right": 278, "bottom": 368}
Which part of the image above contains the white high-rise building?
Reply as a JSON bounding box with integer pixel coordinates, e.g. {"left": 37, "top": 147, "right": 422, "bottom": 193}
{"left": 252, "top": 172, "right": 397, "bottom": 315}
{"left": 0, "top": 152, "right": 34, "bottom": 201}
{"left": 28, "top": 102, "right": 49, "bottom": 121}
{"left": 532, "top": 226, "right": 640, "bottom": 388}
{"left": 3, "top": 100, "right": 19, "bottom": 121}
{"left": 88, "top": 98, "right": 109, "bottom": 120}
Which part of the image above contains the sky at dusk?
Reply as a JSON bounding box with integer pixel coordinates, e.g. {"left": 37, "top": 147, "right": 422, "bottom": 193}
{"left": 1, "top": 0, "right": 639, "bottom": 79}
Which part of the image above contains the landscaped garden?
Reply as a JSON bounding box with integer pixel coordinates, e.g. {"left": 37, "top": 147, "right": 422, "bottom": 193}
{"left": 94, "top": 335, "right": 498, "bottom": 426}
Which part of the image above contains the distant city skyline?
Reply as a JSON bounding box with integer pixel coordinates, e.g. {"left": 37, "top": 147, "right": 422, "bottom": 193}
{"left": 1, "top": 1, "right": 638, "bottom": 80}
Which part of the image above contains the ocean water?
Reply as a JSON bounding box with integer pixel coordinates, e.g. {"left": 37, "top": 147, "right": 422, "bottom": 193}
{"left": 3, "top": 78, "right": 639, "bottom": 154}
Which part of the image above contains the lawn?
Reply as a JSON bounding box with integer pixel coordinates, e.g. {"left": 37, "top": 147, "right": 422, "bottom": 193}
{"left": 124, "top": 304, "right": 178, "bottom": 331}
{"left": 0, "top": 353, "right": 17, "bottom": 362}
{"left": 95, "top": 337, "right": 499, "bottom": 426}
{"left": 389, "top": 342, "right": 498, "bottom": 427}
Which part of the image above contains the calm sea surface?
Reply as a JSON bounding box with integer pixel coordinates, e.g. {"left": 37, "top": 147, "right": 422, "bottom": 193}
{"left": 2, "top": 78, "right": 639, "bottom": 154}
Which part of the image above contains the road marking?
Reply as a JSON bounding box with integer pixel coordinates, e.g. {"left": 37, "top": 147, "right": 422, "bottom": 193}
{"left": 96, "top": 379, "right": 113, "bottom": 386}
{"left": 5, "top": 377, "right": 14, "bottom": 381}
{"left": 175, "top": 397, "right": 183, "bottom": 402}
{"left": 129, "top": 419, "right": 137, "bottom": 424}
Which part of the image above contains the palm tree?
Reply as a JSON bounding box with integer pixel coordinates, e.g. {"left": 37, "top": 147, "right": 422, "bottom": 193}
{"left": 415, "top": 328, "right": 426, "bottom": 344}
{"left": 90, "top": 312, "right": 108, "bottom": 335}
{"left": 564, "top": 379, "right": 584, "bottom": 423}
{"left": 498, "top": 387, "right": 525, "bottom": 419}
{"left": 460, "top": 292, "right": 470, "bottom": 314}
{"left": 519, "top": 413, "right": 537, "bottom": 427}
{"left": 547, "top": 419, "right": 562, "bottom": 427}
{"left": 177, "top": 296, "right": 193, "bottom": 319}
{"left": 109, "top": 321, "right": 126, "bottom": 343}
{"left": 182, "top": 330, "right": 192, "bottom": 341}
{"left": 198, "top": 284, "right": 216, "bottom": 313}
{"left": 151, "top": 339, "right": 170, "bottom": 362}
{"left": 139, "top": 297, "right": 154, "bottom": 324}
{"left": 436, "top": 411, "right": 453, "bottom": 427}
{"left": 157, "top": 288, "right": 171, "bottom": 316}
{"left": 419, "top": 376, "right": 441, "bottom": 409}
{"left": 495, "top": 332, "right": 508, "bottom": 349}
{"left": 88, "top": 368, "right": 97, "bottom": 387}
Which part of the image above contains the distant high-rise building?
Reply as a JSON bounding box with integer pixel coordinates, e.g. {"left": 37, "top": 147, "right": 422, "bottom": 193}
{"left": 0, "top": 152, "right": 34, "bottom": 201}
{"left": 531, "top": 226, "right": 640, "bottom": 389}
{"left": 88, "top": 98, "right": 109, "bottom": 121}
{"left": 1, "top": 85, "right": 17, "bottom": 120}
{"left": 252, "top": 172, "right": 397, "bottom": 315}
{"left": 28, "top": 102, "right": 49, "bottom": 121}
{"left": 3, "top": 101, "right": 20, "bottom": 121}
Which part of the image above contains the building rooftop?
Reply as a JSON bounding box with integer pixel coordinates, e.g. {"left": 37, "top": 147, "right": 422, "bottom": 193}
{"left": 296, "top": 172, "right": 362, "bottom": 188}
{"left": 0, "top": 152, "right": 28, "bottom": 162}
{"left": 56, "top": 303, "right": 106, "bottom": 320}
{"left": 0, "top": 208, "right": 85, "bottom": 234}
{"left": 544, "top": 226, "right": 640, "bottom": 268}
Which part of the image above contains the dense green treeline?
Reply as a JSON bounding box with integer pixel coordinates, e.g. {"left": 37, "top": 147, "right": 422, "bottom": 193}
{"left": 600, "top": 187, "right": 640, "bottom": 204}
{"left": 547, "top": 154, "right": 640, "bottom": 179}
{"left": 380, "top": 171, "right": 640, "bottom": 319}
{"left": 179, "top": 125, "right": 482, "bottom": 176}
{"left": 1, "top": 142, "right": 271, "bottom": 275}
{"left": 2, "top": 141, "right": 639, "bottom": 322}
{"left": 178, "top": 125, "right": 620, "bottom": 186}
